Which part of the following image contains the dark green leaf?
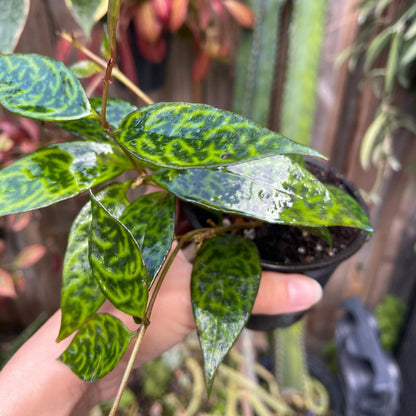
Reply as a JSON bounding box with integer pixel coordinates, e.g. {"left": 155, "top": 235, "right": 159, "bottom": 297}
{"left": 0, "top": 141, "right": 132, "bottom": 216}
{"left": 0, "top": 0, "right": 30, "bottom": 54}
{"left": 56, "top": 97, "right": 137, "bottom": 142}
{"left": 59, "top": 313, "right": 135, "bottom": 382}
{"left": 116, "top": 102, "right": 324, "bottom": 169}
{"left": 89, "top": 192, "right": 148, "bottom": 318}
{"left": 191, "top": 234, "right": 261, "bottom": 391}
{"left": 58, "top": 182, "right": 131, "bottom": 341}
{"left": 152, "top": 156, "right": 373, "bottom": 231}
{"left": 0, "top": 54, "right": 90, "bottom": 120}
{"left": 120, "top": 192, "right": 176, "bottom": 287}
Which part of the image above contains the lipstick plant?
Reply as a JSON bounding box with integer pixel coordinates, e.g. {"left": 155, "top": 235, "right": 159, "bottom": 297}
{"left": 0, "top": 1, "right": 371, "bottom": 414}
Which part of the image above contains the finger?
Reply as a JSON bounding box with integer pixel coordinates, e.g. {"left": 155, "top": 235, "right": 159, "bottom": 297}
{"left": 253, "top": 272, "right": 322, "bottom": 315}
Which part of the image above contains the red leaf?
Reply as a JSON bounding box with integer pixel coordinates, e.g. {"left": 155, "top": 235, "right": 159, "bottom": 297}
{"left": 19, "top": 118, "right": 40, "bottom": 142}
{"left": 137, "top": 36, "right": 167, "bottom": 63}
{"left": 223, "top": 0, "right": 255, "bottom": 28}
{"left": 169, "top": 0, "right": 189, "bottom": 32}
{"left": 7, "top": 212, "right": 32, "bottom": 232}
{"left": 192, "top": 50, "right": 211, "bottom": 83}
{"left": 0, "top": 269, "right": 16, "bottom": 298}
{"left": 14, "top": 244, "right": 46, "bottom": 269}
{"left": 152, "top": 0, "right": 172, "bottom": 24}
{"left": 54, "top": 37, "right": 73, "bottom": 64}
{"left": 134, "top": 1, "right": 164, "bottom": 44}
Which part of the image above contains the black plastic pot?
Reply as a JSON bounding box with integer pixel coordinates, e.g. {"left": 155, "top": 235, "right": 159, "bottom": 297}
{"left": 184, "top": 160, "right": 370, "bottom": 331}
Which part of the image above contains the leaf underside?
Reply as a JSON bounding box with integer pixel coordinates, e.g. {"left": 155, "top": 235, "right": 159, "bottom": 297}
{"left": 191, "top": 234, "right": 261, "bottom": 391}
{"left": 116, "top": 102, "right": 324, "bottom": 169}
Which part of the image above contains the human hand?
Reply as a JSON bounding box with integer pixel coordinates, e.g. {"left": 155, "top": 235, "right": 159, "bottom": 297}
{"left": 0, "top": 246, "right": 322, "bottom": 416}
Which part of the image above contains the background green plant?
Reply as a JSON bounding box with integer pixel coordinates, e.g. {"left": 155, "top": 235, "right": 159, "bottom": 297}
{"left": 338, "top": 0, "right": 416, "bottom": 202}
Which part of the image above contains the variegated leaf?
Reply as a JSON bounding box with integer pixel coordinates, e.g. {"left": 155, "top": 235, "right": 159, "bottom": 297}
{"left": 116, "top": 102, "right": 323, "bottom": 169}
{"left": 191, "top": 234, "right": 261, "bottom": 391}
{"left": 89, "top": 192, "right": 148, "bottom": 319}
{"left": 120, "top": 192, "right": 176, "bottom": 287}
{"left": 58, "top": 182, "right": 131, "bottom": 341}
{"left": 59, "top": 313, "right": 135, "bottom": 382}
{"left": 56, "top": 97, "right": 137, "bottom": 142}
{"left": 152, "top": 155, "right": 372, "bottom": 231}
{"left": 0, "top": 54, "right": 90, "bottom": 120}
{"left": 0, "top": 141, "right": 132, "bottom": 216}
{"left": 0, "top": 0, "right": 30, "bottom": 54}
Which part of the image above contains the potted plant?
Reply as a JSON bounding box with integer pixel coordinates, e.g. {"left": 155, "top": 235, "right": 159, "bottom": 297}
{"left": 0, "top": 1, "right": 372, "bottom": 414}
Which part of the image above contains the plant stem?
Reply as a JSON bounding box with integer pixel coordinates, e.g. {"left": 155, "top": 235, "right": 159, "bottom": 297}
{"left": 101, "top": 0, "right": 121, "bottom": 129}
{"left": 108, "top": 324, "right": 147, "bottom": 416}
{"left": 108, "top": 220, "right": 262, "bottom": 416}
{"left": 147, "top": 220, "right": 262, "bottom": 320}
{"left": 101, "top": 55, "right": 117, "bottom": 131}
{"left": 60, "top": 33, "right": 154, "bottom": 105}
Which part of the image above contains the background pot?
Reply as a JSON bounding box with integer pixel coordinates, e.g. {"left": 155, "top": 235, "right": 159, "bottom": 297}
{"left": 184, "top": 160, "right": 370, "bottom": 331}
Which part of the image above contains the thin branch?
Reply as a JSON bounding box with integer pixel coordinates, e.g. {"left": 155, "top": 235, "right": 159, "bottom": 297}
{"left": 60, "top": 32, "right": 154, "bottom": 106}
{"left": 108, "top": 324, "right": 147, "bottom": 416}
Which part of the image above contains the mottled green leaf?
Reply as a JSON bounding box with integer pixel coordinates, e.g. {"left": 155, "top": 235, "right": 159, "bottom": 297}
{"left": 65, "top": 0, "right": 108, "bottom": 38}
{"left": 0, "top": 141, "right": 132, "bottom": 216}
{"left": 116, "top": 102, "right": 324, "bottom": 169}
{"left": 325, "top": 185, "right": 371, "bottom": 231}
{"left": 120, "top": 192, "right": 176, "bottom": 287}
{"left": 89, "top": 192, "right": 148, "bottom": 318}
{"left": 58, "top": 182, "right": 131, "bottom": 341}
{"left": 0, "top": 0, "right": 30, "bottom": 54}
{"left": 0, "top": 54, "right": 90, "bottom": 120}
{"left": 56, "top": 97, "right": 137, "bottom": 142}
{"left": 191, "top": 234, "right": 261, "bottom": 391}
{"left": 152, "top": 155, "right": 372, "bottom": 231}
{"left": 59, "top": 313, "right": 135, "bottom": 382}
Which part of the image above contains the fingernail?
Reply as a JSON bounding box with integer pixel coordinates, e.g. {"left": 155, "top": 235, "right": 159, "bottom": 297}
{"left": 288, "top": 277, "right": 323, "bottom": 310}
